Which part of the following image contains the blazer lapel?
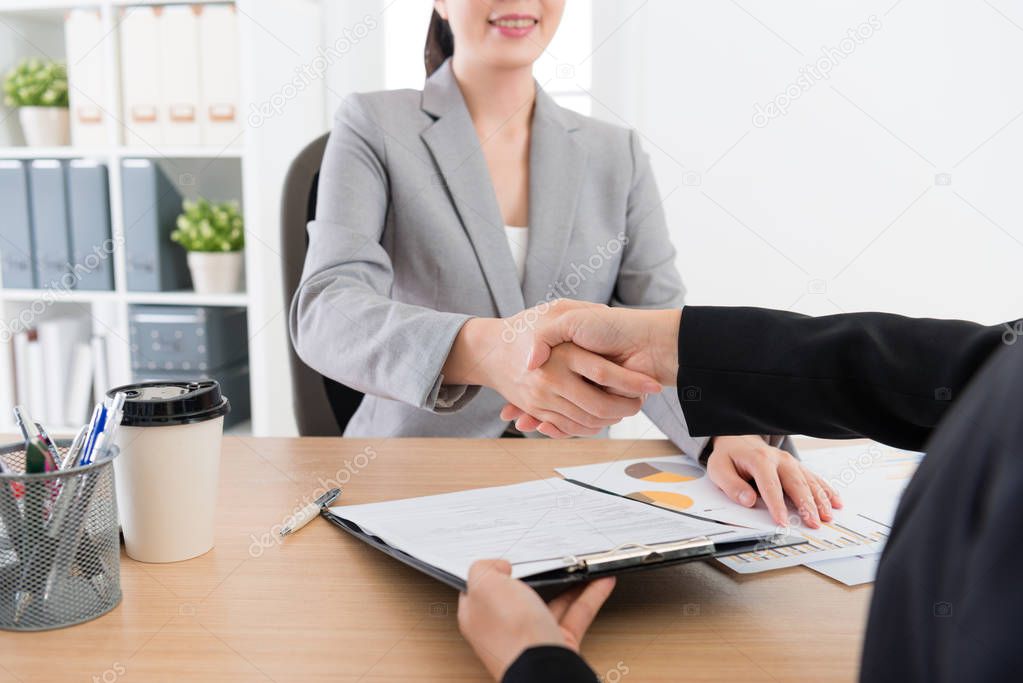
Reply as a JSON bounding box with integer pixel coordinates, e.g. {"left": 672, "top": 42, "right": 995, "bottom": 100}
{"left": 420, "top": 62, "right": 525, "bottom": 318}
{"left": 522, "top": 89, "right": 587, "bottom": 308}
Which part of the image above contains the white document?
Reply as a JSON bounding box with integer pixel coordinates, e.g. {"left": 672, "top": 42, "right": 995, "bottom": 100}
{"left": 197, "top": 4, "right": 242, "bottom": 147}
{"left": 65, "top": 9, "right": 108, "bottom": 147}
{"left": 798, "top": 444, "right": 923, "bottom": 527}
{"left": 557, "top": 454, "right": 892, "bottom": 574}
{"left": 158, "top": 5, "right": 201, "bottom": 146}
{"left": 806, "top": 553, "right": 881, "bottom": 586}
{"left": 330, "top": 478, "right": 767, "bottom": 581}
{"left": 120, "top": 7, "right": 163, "bottom": 147}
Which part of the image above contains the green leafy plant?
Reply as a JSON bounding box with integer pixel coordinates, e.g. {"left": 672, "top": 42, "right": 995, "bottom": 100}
{"left": 2, "top": 57, "right": 68, "bottom": 108}
{"left": 171, "top": 198, "right": 245, "bottom": 252}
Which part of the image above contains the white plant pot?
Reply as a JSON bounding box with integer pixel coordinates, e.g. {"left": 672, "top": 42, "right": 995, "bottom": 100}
{"left": 18, "top": 106, "right": 70, "bottom": 147}
{"left": 187, "top": 251, "right": 245, "bottom": 294}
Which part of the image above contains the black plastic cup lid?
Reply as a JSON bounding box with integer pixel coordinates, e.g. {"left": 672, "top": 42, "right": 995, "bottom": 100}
{"left": 106, "top": 380, "right": 231, "bottom": 427}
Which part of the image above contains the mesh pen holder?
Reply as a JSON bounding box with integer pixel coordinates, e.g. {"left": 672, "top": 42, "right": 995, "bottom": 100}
{"left": 0, "top": 440, "right": 122, "bottom": 631}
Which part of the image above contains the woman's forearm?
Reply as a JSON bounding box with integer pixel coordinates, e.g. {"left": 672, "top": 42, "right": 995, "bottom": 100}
{"left": 442, "top": 317, "right": 503, "bottom": 386}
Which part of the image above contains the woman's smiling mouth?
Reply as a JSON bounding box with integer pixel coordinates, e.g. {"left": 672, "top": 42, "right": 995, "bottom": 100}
{"left": 488, "top": 14, "right": 539, "bottom": 38}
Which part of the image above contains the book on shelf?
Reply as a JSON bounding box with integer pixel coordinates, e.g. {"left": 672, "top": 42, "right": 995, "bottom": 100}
{"left": 158, "top": 4, "right": 202, "bottom": 146}
{"left": 27, "top": 160, "right": 74, "bottom": 290}
{"left": 5, "top": 326, "right": 108, "bottom": 430}
{"left": 37, "top": 314, "right": 91, "bottom": 427}
{"left": 118, "top": 4, "right": 242, "bottom": 149}
{"left": 91, "top": 335, "right": 109, "bottom": 405}
{"left": 65, "top": 342, "right": 94, "bottom": 428}
{"left": 0, "top": 336, "right": 15, "bottom": 425}
{"left": 121, "top": 159, "right": 188, "bottom": 292}
{"left": 12, "top": 332, "right": 33, "bottom": 416}
{"left": 19, "top": 330, "right": 47, "bottom": 422}
{"left": 67, "top": 160, "right": 115, "bottom": 291}
{"left": 198, "top": 4, "right": 242, "bottom": 146}
{"left": 65, "top": 8, "right": 108, "bottom": 148}
{"left": 120, "top": 6, "right": 163, "bottom": 147}
{"left": 0, "top": 159, "right": 36, "bottom": 289}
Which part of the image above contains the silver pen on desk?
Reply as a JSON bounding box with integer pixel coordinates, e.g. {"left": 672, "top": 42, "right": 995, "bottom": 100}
{"left": 280, "top": 488, "right": 341, "bottom": 537}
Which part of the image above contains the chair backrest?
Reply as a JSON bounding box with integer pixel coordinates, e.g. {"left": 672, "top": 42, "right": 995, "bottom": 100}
{"left": 281, "top": 133, "right": 365, "bottom": 435}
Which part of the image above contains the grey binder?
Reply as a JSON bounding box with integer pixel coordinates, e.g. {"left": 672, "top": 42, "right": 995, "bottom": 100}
{"left": 121, "top": 159, "right": 188, "bottom": 292}
{"left": 0, "top": 160, "right": 36, "bottom": 289}
{"left": 28, "top": 160, "right": 73, "bottom": 289}
{"left": 67, "top": 160, "right": 114, "bottom": 291}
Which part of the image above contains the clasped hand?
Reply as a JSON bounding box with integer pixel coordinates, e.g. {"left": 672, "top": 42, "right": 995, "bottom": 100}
{"left": 444, "top": 302, "right": 663, "bottom": 437}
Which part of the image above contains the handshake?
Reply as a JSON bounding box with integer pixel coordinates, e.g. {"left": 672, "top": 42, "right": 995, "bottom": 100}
{"left": 445, "top": 300, "right": 682, "bottom": 438}
{"left": 444, "top": 299, "right": 841, "bottom": 528}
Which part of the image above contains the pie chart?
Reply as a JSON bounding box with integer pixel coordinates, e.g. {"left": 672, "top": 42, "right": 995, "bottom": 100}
{"left": 627, "top": 490, "right": 694, "bottom": 510}
{"left": 625, "top": 461, "right": 704, "bottom": 483}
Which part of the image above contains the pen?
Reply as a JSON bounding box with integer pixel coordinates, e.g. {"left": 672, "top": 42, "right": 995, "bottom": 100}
{"left": 13, "top": 405, "right": 38, "bottom": 443}
{"left": 279, "top": 488, "right": 342, "bottom": 537}
{"left": 15, "top": 438, "right": 50, "bottom": 623}
{"left": 80, "top": 403, "right": 108, "bottom": 466}
{"left": 60, "top": 425, "right": 90, "bottom": 470}
{"left": 91, "top": 392, "right": 126, "bottom": 461}
{"left": 34, "top": 422, "right": 61, "bottom": 472}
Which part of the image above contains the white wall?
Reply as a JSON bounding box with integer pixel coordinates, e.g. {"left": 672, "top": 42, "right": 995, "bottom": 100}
{"left": 591, "top": 0, "right": 1023, "bottom": 324}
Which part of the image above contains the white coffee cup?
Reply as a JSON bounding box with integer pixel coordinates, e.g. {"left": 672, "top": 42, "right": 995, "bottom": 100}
{"left": 109, "top": 381, "right": 231, "bottom": 563}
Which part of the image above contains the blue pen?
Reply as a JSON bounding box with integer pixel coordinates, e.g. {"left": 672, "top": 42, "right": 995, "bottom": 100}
{"left": 77, "top": 404, "right": 102, "bottom": 467}
{"left": 80, "top": 403, "right": 108, "bottom": 466}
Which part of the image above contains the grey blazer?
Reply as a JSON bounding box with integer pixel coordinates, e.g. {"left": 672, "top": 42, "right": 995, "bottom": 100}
{"left": 290, "top": 60, "right": 706, "bottom": 455}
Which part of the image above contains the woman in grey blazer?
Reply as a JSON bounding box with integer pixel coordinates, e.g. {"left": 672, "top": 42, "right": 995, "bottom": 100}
{"left": 291, "top": 0, "right": 829, "bottom": 523}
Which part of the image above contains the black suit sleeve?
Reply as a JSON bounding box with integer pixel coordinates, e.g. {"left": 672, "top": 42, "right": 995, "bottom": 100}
{"left": 676, "top": 306, "right": 1006, "bottom": 451}
{"left": 502, "top": 646, "right": 595, "bottom": 683}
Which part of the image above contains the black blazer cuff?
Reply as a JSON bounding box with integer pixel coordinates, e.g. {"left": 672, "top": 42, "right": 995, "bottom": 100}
{"left": 502, "top": 645, "right": 596, "bottom": 683}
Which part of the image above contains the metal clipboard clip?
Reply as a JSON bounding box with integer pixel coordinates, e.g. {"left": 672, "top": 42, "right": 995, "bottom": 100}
{"left": 564, "top": 536, "right": 715, "bottom": 574}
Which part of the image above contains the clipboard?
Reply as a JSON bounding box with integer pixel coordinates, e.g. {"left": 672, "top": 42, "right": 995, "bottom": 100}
{"left": 321, "top": 508, "right": 806, "bottom": 591}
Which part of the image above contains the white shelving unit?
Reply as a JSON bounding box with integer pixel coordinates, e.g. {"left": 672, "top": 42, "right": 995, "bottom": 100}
{"left": 0, "top": 0, "right": 326, "bottom": 436}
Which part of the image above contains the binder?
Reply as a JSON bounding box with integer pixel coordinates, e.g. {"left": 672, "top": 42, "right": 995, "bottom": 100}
{"left": 317, "top": 478, "right": 797, "bottom": 588}
{"left": 158, "top": 5, "right": 201, "bottom": 146}
{"left": 120, "top": 6, "right": 163, "bottom": 147}
{"left": 67, "top": 160, "right": 114, "bottom": 291}
{"left": 0, "top": 160, "right": 36, "bottom": 289}
{"left": 121, "top": 159, "right": 188, "bottom": 292}
{"left": 65, "top": 9, "right": 108, "bottom": 147}
{"left": 27, "top": 160, "right": 73, "bottom": 290}
{"left": 197, "top": 4, "right": 242, "bottom": 147}
{"left": 325, "top": 514, "right": 799, "bottom": 590}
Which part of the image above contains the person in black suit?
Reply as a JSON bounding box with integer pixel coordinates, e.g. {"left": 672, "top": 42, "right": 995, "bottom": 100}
{"left": 459, "top": 301, "right": 1014, "bottom": 683}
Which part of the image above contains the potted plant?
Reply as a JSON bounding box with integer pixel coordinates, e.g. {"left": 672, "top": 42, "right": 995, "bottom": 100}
{"left": 171, "top": 198, "right": 246, "bottom": 294}
{"left": 3, "top": 57, "right": 70, "bottom": 147}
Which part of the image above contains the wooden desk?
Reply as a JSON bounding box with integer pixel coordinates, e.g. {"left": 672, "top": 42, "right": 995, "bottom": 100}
{"left": 0, "top": 438, "right": 871, "bottom": 682}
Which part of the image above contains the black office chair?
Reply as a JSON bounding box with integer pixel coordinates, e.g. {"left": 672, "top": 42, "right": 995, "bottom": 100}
{"left": 281, "top": 133, "right": 365, "bottom": 435}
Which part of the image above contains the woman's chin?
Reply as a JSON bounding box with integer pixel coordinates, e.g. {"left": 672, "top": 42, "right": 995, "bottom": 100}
{"left": 479, "top": 49, "right": 546, "bottom": 72}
